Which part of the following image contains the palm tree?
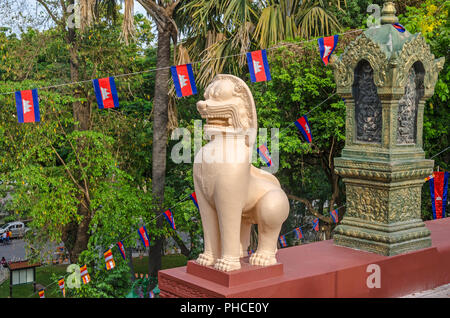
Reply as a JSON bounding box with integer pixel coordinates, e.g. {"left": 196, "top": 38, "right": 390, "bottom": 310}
{"left": 177, "top": 0, "right": 346, "bottom": 87}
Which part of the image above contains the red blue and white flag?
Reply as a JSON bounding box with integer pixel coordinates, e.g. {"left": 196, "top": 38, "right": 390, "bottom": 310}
{"left": 138, "top": 225, "right": 150, "bottom": 247}
{"left": 318, "top": 35, "right": 338, "bottom": 66}
{"left": 392, "top": 23, "right": 406, "bottom": 33}
{"left": 38, "top": 289, "right": 45, "bottom": 298}
{"left": 294, "top": 115, "right": 313, "bottom": 143}
{"left": 171, "top": 64, "right": 197, "bottom": 97}
{"left": 149, "top": 291, "right": 155, "bottom": 298}
{"left": 312, "top": 218, "right": 319, "bottom": 232}
{"left": 92, "top": 77, "right": 119, "bottom": 109}
{"left": 294, "top": 227, "right": 303, "bottom": 239}
{"left": 117, "top": 241, "right": 126, "bottom": 260}
{"left": 80, "top": 265, "right": 90, "bottom": 284}
{"left": 163, "top": 209, "right": 176, "bottom": 230}
{"left": 330, "top": 209, "right": 339, "bottom": 223}
{"left": 104, "top": 249, "right": 115, "bottom": 270}
{"left": 279, "top": 235, "right": 287, "bottom": 247}
{"left": 247, "top": 49, "right": 271, "bottom": 83}
{"left": 430, "top": 171, "right": 449, "bottom": 219}
{"left": 15, "top": 89, "right": 40, "bottom": 123}
{"left": 190, "top": 192, "right": 199, "bottom": 211}
{"left": 257, "top": 144, "right": 272, "bottom": 167}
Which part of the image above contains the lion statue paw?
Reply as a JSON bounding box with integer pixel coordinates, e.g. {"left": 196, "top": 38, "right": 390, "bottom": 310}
{"left": 249, "top": 251, "right": 277, "bottom": 267}
{"left": 195, "top": 252, "right": 217, "bottom": 266}
{"left": 214, "top": 257, "right": 241, "bottom": 272}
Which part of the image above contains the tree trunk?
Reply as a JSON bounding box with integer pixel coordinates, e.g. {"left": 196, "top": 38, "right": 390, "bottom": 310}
{"left": 70, "top": 195, "right": 91, "bottom": 262}
{"left": 172, "top": 233, "right": 191, "bottom": 257}
{"left": 60, "top": 10, "right": 92, "bottom": 264}
{"left": 148, "top": 29, "right": 171, "bottom": 277}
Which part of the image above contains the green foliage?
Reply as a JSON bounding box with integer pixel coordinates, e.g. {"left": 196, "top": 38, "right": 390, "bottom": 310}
{"left": 69, "top": 261, "right": 132, "bottom": 298}
{"left": 398, "top": 0, "right": 449, "bottom": 219}
{"left": 249, "top": 40, "right": 345, "bottom": 215}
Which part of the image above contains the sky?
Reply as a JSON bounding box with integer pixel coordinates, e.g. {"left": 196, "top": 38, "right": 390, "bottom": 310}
{"left": 0, "top": 0, "right": 148, "bottom": 35}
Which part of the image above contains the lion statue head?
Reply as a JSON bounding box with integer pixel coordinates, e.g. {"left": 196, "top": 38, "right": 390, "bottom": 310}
{"left": 196, "top": 74, "right": 257, "bottom": 145}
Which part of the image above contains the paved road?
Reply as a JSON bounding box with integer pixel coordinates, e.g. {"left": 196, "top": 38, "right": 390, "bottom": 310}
{"left": 0, "top": 239, "right": 26, "bottom": 262}
{"left": 0, "top": 239, "right": 60, "bottom": 262}
{"left": 402, "top": 283, "right": 450, "bottom": 298}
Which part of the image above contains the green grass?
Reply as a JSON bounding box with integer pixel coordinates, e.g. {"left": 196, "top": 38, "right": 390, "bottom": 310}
{"left": 0, "top": 254, "right": 188, "bottom": 298}
{"left": 132, "top": 254, "right": 188, "bottom": 275}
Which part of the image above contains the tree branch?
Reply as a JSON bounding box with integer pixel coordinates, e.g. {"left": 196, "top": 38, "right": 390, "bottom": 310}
{"left": 36, "top": 0, "right": 64, "bottom": 27}
{"left": 287, "top": 194, "right": 333, "bottom": 224}
{"left": 42, "top": 135, "right": 90, "bottom": 212}
{"left": 172, "top": 232, "right": 190, "bottom": 257}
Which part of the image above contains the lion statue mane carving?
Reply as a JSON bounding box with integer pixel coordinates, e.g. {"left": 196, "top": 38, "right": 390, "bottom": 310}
{"left": 193, "top": 74, "right": 289, "bottom": 272}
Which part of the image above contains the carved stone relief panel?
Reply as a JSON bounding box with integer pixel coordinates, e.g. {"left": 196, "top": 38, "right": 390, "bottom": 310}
{"left": 346, "top": 184, "right": 389, "bottom": 223}
{"left": 397, "top": 62, "right": 424, "bottom": 144}
{"left": 389, "top": 186, "right": 421, "bottom": 222}
{"left": 352, "top": 60, "right": 382, "bottom": 143}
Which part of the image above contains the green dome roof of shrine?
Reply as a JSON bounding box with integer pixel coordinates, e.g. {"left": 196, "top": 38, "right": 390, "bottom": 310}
{"left": 363, "top": 24, "right": 418, "bottom": 59}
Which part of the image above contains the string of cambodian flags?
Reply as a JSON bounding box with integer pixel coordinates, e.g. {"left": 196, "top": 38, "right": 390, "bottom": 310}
{"left": 10, "top": 23, "right": 446, "bottom": 298}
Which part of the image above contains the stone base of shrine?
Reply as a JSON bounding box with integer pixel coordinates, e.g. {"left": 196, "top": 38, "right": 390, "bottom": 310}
{"left": 158, "top": 218, "right": 450, "bottom": 298}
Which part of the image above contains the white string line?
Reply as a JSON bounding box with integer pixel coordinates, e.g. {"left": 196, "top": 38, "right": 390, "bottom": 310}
{"left": 269, "top": 91, "right": 339, "bottom": 144}
{"left": 430, "top": 146, "right": 450, "bottom": 160}
{"left": 0, "top": 28, "right": 364, "bottom": 96}
{"left": 279, "top": 204, "right": 346, "bottom": 239}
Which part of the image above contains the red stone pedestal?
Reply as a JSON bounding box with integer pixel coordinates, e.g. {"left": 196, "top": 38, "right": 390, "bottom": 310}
{"left": 158, "top": 218, "right": 450, "bottom": 298}
{"left": 186, "top": 259, "right": 283, "bottom": 288}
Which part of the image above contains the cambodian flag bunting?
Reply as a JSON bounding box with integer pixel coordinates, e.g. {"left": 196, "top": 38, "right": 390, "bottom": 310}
{"left": 92, "top": 77, "right": 119, "bottom": 109}
{"left": 279, "top": 235, "right": 287, "bottom": 247}
{"left": 257, "top": 144, "right": 272, "bottom": 167}
{"left": 15, "top": 89, "right": 40, "bottom": 123}
{"left": 58, "top": 277, "right": 65, "bottom": 297}
{"left": 149, "top": 291, "right": 155, "bottom": 298}
{"left": 163, "top": 209, "right": 176, "bottom": 230}
{"left": 80, "top": 264, "right": 90, "bottom": 284}
{"left": 171, "top": 64, "right": 197, "bottom": 97}
{"left": 190, "top": 192, "right": 199, "bottom": 211}
{"left": 294, "top": 227, "right": 303, "bottom": 239}
{"left": 392, "top": 23, "right": 406, "bottom": 33}
{"left": 138, "top": 225, "right": 150, "bottom": 247}
{"left": 312, "top": 218, "right": 319, "bottom": 232}
{"left": 330, "top": 209, "right": 339, "bottom": 223}
{"left": 294, "top": 115, "right": 313, "bottom": 143}
{"left": 318, "top": 35, "right": 338, "bottom": 66}
{"left": 117, "top": 241, "right": 126, "bottom": 260}
{"left": 430, "top": 171, "right": 449, "bottom": 219}
{"left": 38, "top": 289, "right": 45, "bottom": 298}
{"left": 104, "top": 249, "right": 115, "bottom": 270}
{"left": 247, "top": 49, "right": 271, "bottom": 83}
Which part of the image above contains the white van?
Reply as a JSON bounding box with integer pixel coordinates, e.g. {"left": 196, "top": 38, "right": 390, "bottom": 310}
{"left": 0, "top": 221, "right": 29, "bottom": 239}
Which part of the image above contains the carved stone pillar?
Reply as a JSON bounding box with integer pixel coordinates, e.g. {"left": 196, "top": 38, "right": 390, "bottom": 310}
{"left": 329, "top": 1, "right": 445, "bottom": 255}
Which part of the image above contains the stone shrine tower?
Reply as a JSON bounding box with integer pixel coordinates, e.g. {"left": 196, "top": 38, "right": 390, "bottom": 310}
{"left": 330, "top": 1, "right": 445, "bottom": 255}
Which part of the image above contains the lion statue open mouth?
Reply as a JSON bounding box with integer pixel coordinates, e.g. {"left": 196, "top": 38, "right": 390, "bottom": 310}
{"left": 193, "top": 74, "right": 289, "bottom": 272}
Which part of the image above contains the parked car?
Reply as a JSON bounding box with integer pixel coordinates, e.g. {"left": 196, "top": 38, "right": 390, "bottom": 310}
{"left": 0, "top": 221, "right": 29, "bottom": 239}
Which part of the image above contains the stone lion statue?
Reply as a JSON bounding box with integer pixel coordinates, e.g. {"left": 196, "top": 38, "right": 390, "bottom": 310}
{"left": 193, "top": 74, "right": 289, "bottom": 272}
